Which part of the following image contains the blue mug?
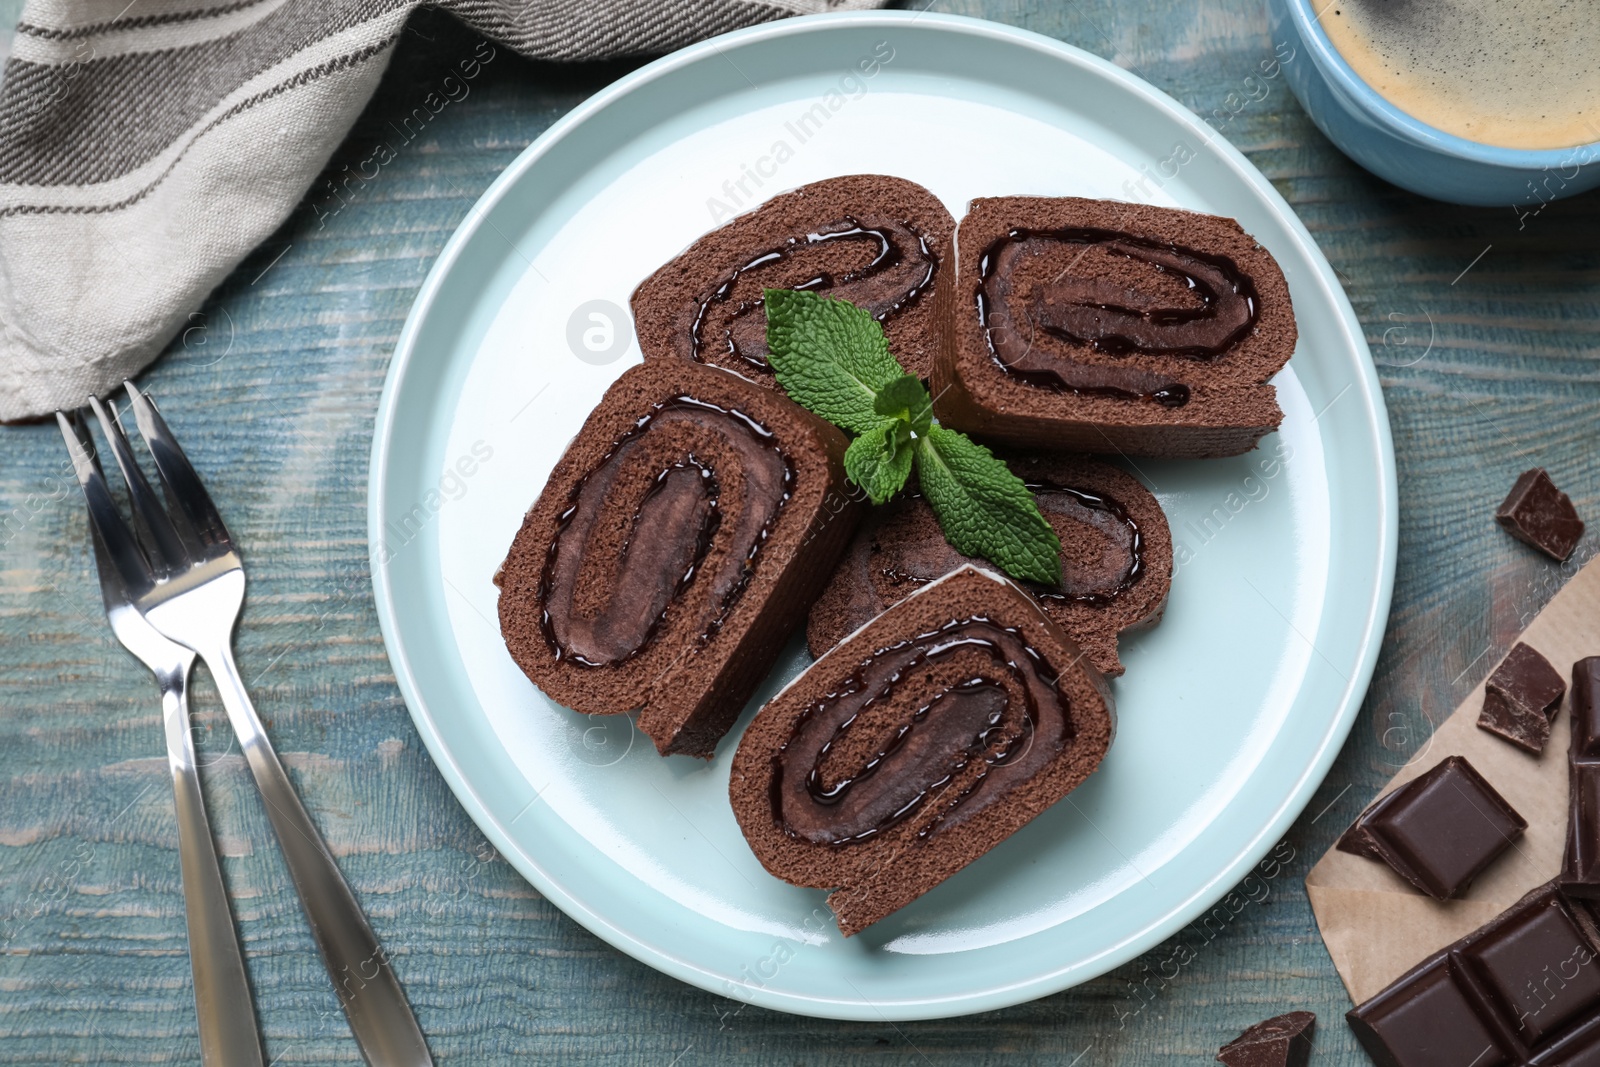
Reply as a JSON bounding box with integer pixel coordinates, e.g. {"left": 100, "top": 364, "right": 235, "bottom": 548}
{"left": 1268, "top": 0, "right": 1600, "bottom": 208}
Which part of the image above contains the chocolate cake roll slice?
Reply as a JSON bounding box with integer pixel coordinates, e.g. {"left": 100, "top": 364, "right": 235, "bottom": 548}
{"left": 806, "top": 454, "right": 1170, "bottom": 677}
{"left": 730, "top": 565, "right": 1115, "bottom": 935}
{"left": 496, "top": 360, "right": 862, "bottom": 759}
{"left": 632, "top": 174, "right": 954, "bottom": 385}
{"left": 933, "top": 197, "right": 1297, "bottom": 458}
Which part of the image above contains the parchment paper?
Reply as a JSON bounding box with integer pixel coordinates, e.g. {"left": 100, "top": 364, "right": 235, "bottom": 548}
{"left": 1307, "top": 555, "right": 1600, "bottom": 1005}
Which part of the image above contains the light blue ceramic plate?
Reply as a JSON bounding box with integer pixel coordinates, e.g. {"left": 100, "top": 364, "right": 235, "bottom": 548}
{"left": 369, "top": 11, "right": 1397, "bottom": 1020}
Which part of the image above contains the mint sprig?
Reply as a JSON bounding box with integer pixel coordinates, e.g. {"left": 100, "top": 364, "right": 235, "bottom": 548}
{"left": 843, "top": 422, "right": 913, "bottom": 506}
{"left": 764, "top": 289, "right": 1062, "bottom": 587}
{"left": 914, "top": 427, "right": 1061, "bottom": 585}
{"left": 873, "top": 373, "right": 933, "bottom": 434}
{"left": 763, "top": 288, "right": 902, "bottom": 434}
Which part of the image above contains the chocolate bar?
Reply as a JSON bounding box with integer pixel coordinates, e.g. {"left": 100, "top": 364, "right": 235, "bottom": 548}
{"left": 1336, "top": 755, "right": 1526, "bottom": 900}
{"left": 1496, "top": 468, "right": 1584, "bottom": 563}
{"left": 1347, "top": 883, "right": 1600, "bottom": 1066}
{"left": 1478, "top": 643, "right": 1567, "bottom": 754}
{"left": 1217, "top": 1011, "right": 1315, "bottom": 1067}
{"left": 1564, "top": 658, "right": 1600, "bottom": 897}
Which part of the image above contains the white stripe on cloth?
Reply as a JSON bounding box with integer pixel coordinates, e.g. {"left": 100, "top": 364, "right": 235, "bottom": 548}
{"left": 0, "top": 9, "right": 410, "bottom": 208}
{"left": 17, "top": 0, "right": 271, "bottom": 36}
{"left": 13, "top": 0, "right": 294, "bottom": 64}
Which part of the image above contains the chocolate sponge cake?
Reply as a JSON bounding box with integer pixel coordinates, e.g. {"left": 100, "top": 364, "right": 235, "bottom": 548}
{"left": 632, "top": 175, "right": 954, "bottom": 385}
{"left": 730, "top": 565, "right": 1115, "bottom": 935}
{"left": 806, "top": 455, "right": 1171, "bottom": 677}
{"left": 933, "top": 197, "right": 1297, "bottom": 458}
{"left": 496, "top": 360, "right": 862, "bottom": 759}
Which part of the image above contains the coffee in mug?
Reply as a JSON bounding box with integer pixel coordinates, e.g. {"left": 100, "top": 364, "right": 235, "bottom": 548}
{"left": 1319, "top": 0, "right": 1599, "bottom": 149}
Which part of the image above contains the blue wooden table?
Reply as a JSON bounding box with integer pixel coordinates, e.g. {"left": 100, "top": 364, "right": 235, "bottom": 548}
{"left": 4, "top": 1, "right": 1599, "bottom": 1062}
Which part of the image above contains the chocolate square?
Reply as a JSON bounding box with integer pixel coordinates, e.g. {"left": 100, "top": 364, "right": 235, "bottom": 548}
{"left": 1479, "top": 643, "right": 1567, "bottom": 754}
{"left": 1564, "top": 659, "right": 1600, "bottom": 898}
{"left": 1497, "top": 468, "right": 1584, "bottom": 562}
{"left": 1337, "top": 755, "right": 1526, "bottom": 900}
{"left": 1460, "top": 891, "right": 1600, "bottom": 1042}
{"left": 1573, "top": 658, "right": 1600, "bottom": 759}
{"left": 1568, "top": 765, "right": 1600, "bottom": 888}
{"left": 1216, "top": 1011, "right": 1315, "bottom": 1067}
{"left": 1347, "top": 958, "right": 1509, "bottom": 1067}
{"left": 1535, "top": 1015, "right": 1600, "bottom": 1066}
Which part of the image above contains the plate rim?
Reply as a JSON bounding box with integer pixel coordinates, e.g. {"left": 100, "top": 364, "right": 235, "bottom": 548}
{"left": 369, "top": 8, "right": 1398, "bottom": 1020}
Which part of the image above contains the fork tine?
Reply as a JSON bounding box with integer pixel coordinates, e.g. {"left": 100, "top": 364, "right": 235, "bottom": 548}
{"left": 55, "top": 410, "right": 156, "bottom": 597}
{"left": 57, "top": 412, "right": 124, "bottom": 606}
{"left": 89, "top": 396, "right": 191, "bottom": 576}
{"left": 84, "top": 495, "right": 128, "bottom": 614}
{"left": 122, "top": 382, "right": 234, "bottom": 551}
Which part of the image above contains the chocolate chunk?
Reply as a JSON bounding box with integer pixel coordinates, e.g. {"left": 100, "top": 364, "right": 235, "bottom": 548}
{"left": 496, "top": 360, "right": 862, "bottom": 758}
{"left": 1348, "top": 954, "right": 1509, "bottom": 1067}
{"left": 729, "top": 566, "right": 1114, "bottom": 935}
{"left": 1480, "top": 690, "right": 1550, "bottom": 755}
{"left": 1216, "top": 1011, "right": 1315, "bottom": 1067}
{"left": 631, "top": 174, "right": 953, "bottom": 386}
{"left": 1335, "top": 755, "right": 1526, "bottom": 900}
{"left": 1563, "top": 658, "right": 1600, "bottom": 897}
{"left": 805, "top": 454, "right": 1172, "bottom": 676}
{"left": 1497, "top": 468, "right": 1585, "bottom": 562}
{"left": 1478, "top": 642, "right": 1567, "bottom": 754}
{"left": 931, "top": 196, "right": 1297, "bottom": 459}
{"left": 1348, "top": 884, "right": 1600, "bottom": 1066}
{"left": 1335, "top": 817, "right": 1385, "bottom": 861}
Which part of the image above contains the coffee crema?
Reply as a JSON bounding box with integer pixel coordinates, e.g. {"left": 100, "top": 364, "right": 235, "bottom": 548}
{"left": 1319, "top": 0, "right": 1600, "bottom": 150}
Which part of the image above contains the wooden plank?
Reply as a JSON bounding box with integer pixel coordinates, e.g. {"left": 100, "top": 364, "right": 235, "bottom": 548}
{"left": 2, "top": 2, "right": 1598, "bottom": 1062}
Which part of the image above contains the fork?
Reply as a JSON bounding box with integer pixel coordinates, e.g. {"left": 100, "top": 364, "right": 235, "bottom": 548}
{"left": 57, "top": 408, "right": 266, "bottom": 1067}
{"left": 58, "top": 385, "right": 433, "bottom": 1067}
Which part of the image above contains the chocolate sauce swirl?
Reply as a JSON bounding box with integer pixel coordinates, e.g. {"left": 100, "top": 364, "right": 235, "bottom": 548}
{"left": 1030, "top": 485, "right": 1142, "bottom": 604}
{"left": 770, "top": 617, "right": 1071, "bottom": 846}
{"left": 692, "top": 216, "right": 937, "bottom": 373}
{"left": 539, "top": 396, "right": 793, "bottom": 668}
{"left": 977, "top": 228, "right": 1261, "bottom": 408}
{"left": 878, "top": 485, "right": 1142, "bottom": 607}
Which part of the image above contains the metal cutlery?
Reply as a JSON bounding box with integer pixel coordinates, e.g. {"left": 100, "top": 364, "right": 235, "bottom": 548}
{"left": 58, "top": 386, "right": 432, "bottom": 1067}
{"left": 58, "top": 407, "right": 266, "bottom": 1067}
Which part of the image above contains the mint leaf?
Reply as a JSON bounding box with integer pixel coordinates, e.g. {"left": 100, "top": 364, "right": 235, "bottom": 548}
{"left": 843, "top": 422, "right": 914, "bottom": 505}
{"left": 764, "top": 290, "right": 1060, "bottom": 585}
{"left": 913, "top": 427, "right": 1062, "bottom": 586}
{"left": 764, "top": 289, "right": 905, "bottom": 434}
{"left": 873, "top": 373, "right": 933, "bottom": 435}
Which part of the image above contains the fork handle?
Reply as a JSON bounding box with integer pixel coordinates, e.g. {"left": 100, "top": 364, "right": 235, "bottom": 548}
{"left": 198, "top": 639, "right": 433, "bottom": 1067}
{"left": 162, "top": 670, "right": 266, "bottom": 1067}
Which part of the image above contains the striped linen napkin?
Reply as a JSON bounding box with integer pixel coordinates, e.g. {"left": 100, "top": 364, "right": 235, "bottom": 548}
{"left": 0, "top": 0, "right": 881, "bottom": 421}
